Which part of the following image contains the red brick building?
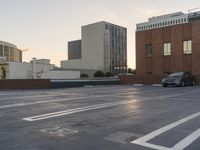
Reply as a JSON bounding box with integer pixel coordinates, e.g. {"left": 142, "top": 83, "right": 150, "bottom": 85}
{"left": 136, "top": 11, "right": 200, "bottom": 75}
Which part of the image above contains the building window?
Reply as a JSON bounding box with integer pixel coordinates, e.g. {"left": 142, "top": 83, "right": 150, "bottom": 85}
{"left": 181, "top": 19, "right": 184, "bottom": 22}
{"left": 0, "top": 45, "right": 3, "bottom": 56}
{"left": 164, "top": 43, "right": 171, "bottom": 56}
{"left": 105, "top": 24, "right": 110, "bottom": 30}
{"left": 183, "top": 40, "right": 192, "bottom": 54}
{"left": 184, "top": 18, "right": 187, "bottom": 22}
{"left": 145, "top": 44, "right": 152, "bottom": 57}
{"left": 4, "top": 46, "right": 9, "bottom": 60}
{"left": 146, "top": 72, "right": 152, "bottom": 74}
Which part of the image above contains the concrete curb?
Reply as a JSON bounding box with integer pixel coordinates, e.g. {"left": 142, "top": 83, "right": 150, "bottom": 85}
{"left": 152, "top": 84, "right": 162, "bottom": 87}
{"left": 132, "top": 84, "right": 144, "bottom": 86}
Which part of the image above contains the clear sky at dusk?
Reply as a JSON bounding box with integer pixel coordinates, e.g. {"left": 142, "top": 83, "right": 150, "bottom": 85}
{"left": 1, "top": 0, "right": 200, "bottom": 68}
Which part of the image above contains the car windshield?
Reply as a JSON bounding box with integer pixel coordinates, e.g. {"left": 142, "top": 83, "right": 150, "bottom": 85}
{"left": 168, "top": 72, "right": 184, "bottom": 77}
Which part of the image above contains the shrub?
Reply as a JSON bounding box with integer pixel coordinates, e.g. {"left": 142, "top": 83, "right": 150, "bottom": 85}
{"left": 128, "top": 68, "right": 136, "bottom": 74}
{"left": 105, "top": 72, "right": 113, "bottom": 77}
{"left": 93, "top": 70, "right": 104, "bottom": 77}
{"left": 80, "top": 73, "right": 89, "bottom": 78}
{"left": 1, "top": 67, "right": 6, "bottom": 79}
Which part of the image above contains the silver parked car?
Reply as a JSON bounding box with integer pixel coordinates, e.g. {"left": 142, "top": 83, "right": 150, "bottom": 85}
{"left": 162, "top": 72, "right": 196, "bottom": 87}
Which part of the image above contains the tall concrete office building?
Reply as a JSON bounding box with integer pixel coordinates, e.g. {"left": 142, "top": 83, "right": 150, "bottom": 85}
{"left": 68, "top": 40, "right": 81, "bottom": 60}
{"left": 61, "top": 21, "right": 127, "bottom": 76}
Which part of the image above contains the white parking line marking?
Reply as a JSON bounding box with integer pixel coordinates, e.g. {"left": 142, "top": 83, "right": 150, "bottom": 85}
{"left": 0, "top": 86, "right": 179, "bottom": 101}
{"left": 135, "top": 142, "right": 171, "bottom": 150}
{"left": 173, "top": 128, "right": 200, "bottom": 150}
{"left": 0, "top": 89, "right": 189, "bottom": 109}
{"left": 22, "top": 91, "right": 200, "bottom": 122}
{"left": 23, "top": 100, "right": 138, "bottom": 121}
{"left": 131, "top": 112, "right": 200, "bottom": 150}
{"left": 3, "top": 89, "right": 199, "bottom": 109}
{"left": 0, "top": 88, "right": 136, "bottom": 101}
{"left": 1, "top": 92, "right": 137, "bottom": 109}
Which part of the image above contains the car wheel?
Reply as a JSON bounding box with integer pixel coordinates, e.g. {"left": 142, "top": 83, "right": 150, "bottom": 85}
{"left": 163, "top": 84, "right": 167, "bottom": 87}
{"left": 192, "top": 80, "right": 196, "bottom": 86}
{"left": 180, "top": 80, "right": 185, "bottom": 87}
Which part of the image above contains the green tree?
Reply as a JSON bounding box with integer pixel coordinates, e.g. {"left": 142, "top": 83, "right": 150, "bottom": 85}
{"left": 128, "top": 68, "right": 132, "bottom": 73}
{"left": 80, "top": 73, "right": 89, "bottom": 78}
{"left": 93, "top": 70, "right": 104, "bottom": 77}
{"left": 1, "top": 67, "right": 6, "bottom": 79}
{"left": 128, "top": 68, "right": 136, "bottom": 74}
{"left": 105, "top": 72, "right": 113, "bottom": 77}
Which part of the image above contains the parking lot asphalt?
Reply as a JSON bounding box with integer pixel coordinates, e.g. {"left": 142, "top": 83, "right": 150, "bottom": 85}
{"left": 0, "top": 85, "right": 200, "bottom": 150}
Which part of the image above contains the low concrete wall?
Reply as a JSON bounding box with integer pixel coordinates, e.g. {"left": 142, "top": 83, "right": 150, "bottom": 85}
{"left": 119, "top": 75, "right": 165, "bottom": 85}
{"left": 51, "top": 78, "right": 120, "bottom": 88}
{"left": 0, "top": 78, "right": 120, "bottom": 90}
{"left": 119, "top": 74, "right": 200, "bottom": 85}
{"left": 0, "top": 79, "right": 50, "bottom": 90}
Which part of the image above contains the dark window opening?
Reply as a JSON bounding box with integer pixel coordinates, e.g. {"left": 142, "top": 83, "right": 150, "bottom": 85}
{"left": 145, "top": 44, "right": 152, "bottom": 57}
{"left": 146, "top": 72, "right": 152, "bottom": 74}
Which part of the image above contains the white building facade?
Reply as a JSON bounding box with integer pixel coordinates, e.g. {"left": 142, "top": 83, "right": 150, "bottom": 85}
{"left": 0, "top": 59, "right": 80, "bottom": 79}
{"left": 61, "top": 21, "right": 127, "bottom": 76}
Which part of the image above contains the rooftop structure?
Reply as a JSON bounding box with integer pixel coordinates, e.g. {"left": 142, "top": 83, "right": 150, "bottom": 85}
{"left": 136, "top": 9, "right": 200, "bottom": 32}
